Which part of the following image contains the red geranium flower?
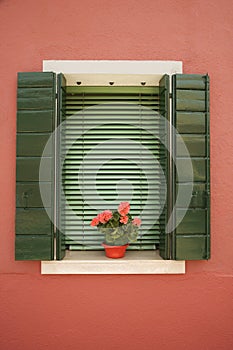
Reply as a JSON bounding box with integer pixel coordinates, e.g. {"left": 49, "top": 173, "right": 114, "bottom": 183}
{"left": 98, "top": 210, "right": 113, "bottom": 224}
{"left": 118, "top": 202, "right": 130, "bottom": 216}
{"left": 120, "top": 216, "right": 128, "bottom": 224}
{"left": 103, "top": 210, "right": 113, "bottom": 222}
{"left": 132, "top": 217, "right": 141, "bottom": 226}
{"left": 90, "top": 217, "right": 99, "bottom": 226}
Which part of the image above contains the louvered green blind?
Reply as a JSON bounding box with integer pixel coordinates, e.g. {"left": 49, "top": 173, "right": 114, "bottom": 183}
{"left": 60, "top": 86, "right": 166, "bottom": 250}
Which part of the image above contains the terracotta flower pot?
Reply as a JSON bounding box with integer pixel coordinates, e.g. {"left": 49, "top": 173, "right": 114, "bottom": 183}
{"left": 102, "top": 243, "right": 129, "bottom": 259}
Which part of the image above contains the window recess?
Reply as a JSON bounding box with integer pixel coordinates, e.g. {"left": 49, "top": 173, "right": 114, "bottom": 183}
{"left": 58, "top": 83, "right": 166, "bottom": 252}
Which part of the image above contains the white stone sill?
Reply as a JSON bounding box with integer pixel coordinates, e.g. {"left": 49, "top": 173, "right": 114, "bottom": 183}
{"left": 41, "top": 251, "right": 185, "bottom": 274}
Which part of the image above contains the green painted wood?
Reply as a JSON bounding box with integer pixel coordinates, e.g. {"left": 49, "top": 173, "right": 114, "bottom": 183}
{"left": 176, "top": 183, "right": 206, "bottom": 208}
{"left": 176, "top": 99, "right": 206, "bottom": 112}
{"left": 172, "top": 74, "right": 210, "bottom": 260}
{"left": 176, "top": 158, "right": 206, "bottom": 182}
{"left": 16, "top": 183, "right": 51, "bottom": 208}
{"left": 175, "top": 74, "right": 206, "bottom": 90}
{"left": 16, "top": 72, "right": 56, "bottom": 260}
{"left": 177, "top": 90, "right": 205, "bottom": 101}
{"left": 175, "top": 236, "right": 207, "bottom": 260}
{"left": 176, "top": 209, "right": 206, "bottom": 234}
{"left": 176, "top": 112, "right": 205, "bottom": 134}
{"left": 15, "top": 235, "right": 53, "bottom": 260}
{"left": 159, "top": 74, "right": 170, "bottom": 259}
{"left": 18, "top": 72, "right": 55, "bottom": 87}
{"left": 56, "top": 73, "right": 67, "bottom": 260}
{"left": 206, "top": 76, "right": 210, "bottom": 260}
{"left": 16, "top": 208, "right": 52, "bottom": 235}
{"left": 18, "top": 88, "right": 54, "bottom": 110}
{"left": 17, "top": 110, "right": 54, "bottom": 133}
{"left": 17, "top": 134, "right": 51, "bottom": 156}
{"left": 16, "top": 158, "right": 52, "bottom": 182}
{"left": 176, "top": 135, "right": 206, "bottom": 157}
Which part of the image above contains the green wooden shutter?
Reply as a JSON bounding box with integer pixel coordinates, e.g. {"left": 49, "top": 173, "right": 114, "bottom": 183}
{"left": 158, "top": 75, "right": 171, "bottom": 259}
{"left": 60, "top": 85, "right": 165, "bottom": 250}
{"left": 16, "top": 72, "right": 56, "bottom": 260}
{"left": 56, "top": 73, "right": 67, "bottom": 259}
{"left": 172, "top": 74, "right": 210, "bottom": 260}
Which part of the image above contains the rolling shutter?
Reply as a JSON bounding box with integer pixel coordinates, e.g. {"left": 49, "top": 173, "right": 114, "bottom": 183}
{"left": 60, "top": 85, "right": 166, "bottom": 250}
{"left": 172, "top": 74, "right": 210, "bottom": 260}
{"left": 15, "top": 72, "right": 56, "bottom": 260}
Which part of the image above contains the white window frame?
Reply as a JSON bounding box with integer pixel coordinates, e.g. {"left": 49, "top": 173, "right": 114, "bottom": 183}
{"left": 41, "top": 60, "right": 185, "bottom": 274}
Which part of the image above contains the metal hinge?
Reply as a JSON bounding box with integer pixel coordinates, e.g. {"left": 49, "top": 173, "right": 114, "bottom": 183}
{"left": 169, "top": 93, "right": 173, "bottom": 99}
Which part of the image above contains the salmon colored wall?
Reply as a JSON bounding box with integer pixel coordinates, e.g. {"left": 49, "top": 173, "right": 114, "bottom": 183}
{"left": 0, "top": 0, "right": 233, "bottom": 349}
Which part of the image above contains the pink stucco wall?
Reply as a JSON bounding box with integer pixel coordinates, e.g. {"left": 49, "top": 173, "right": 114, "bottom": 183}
{"left": 0, "top": 1, "right": 233, "bottom": 349}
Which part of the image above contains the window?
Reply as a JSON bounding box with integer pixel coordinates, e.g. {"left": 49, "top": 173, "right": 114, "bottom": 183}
{"left": 15, "top": 61, "right": 210, "bottom": 274}
{"left": 60, "top": 85, "right": 165, "bottom": 252}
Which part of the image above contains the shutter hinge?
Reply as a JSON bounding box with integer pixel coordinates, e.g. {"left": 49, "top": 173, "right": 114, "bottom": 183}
{"left": 169, "top": 93, "right": 173, "bottom": 99}
{"left": 55, "top": 93, "right": 58, "bottom": 99}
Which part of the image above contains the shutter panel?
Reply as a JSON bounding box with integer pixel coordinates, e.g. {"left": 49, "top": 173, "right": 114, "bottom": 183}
{"left": 16, "top": 72, "right": 56, "bottom": 260}
{"left": 158, "top": 74, "right": 171, "bottom": 259}
{"left": 60, "top": 85, "right": 165, "bottom": 251}
{"left": 56, "top": 73, "right": 66, "bottom": 259}
{"left": 172, "top": 74, "right": 210, "bottom": 260}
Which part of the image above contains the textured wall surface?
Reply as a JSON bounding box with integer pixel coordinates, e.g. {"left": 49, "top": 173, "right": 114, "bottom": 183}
{"left": 0, "top": 0, "right": 233, "bottom": 349}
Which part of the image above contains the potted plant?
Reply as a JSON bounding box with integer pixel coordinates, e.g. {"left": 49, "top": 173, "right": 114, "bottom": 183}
{"left": 90, "top": 202, "right": 141, "bottom": 258}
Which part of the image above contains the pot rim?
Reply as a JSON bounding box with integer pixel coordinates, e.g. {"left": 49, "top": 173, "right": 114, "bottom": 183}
{"left": 102, "top": 243, "right": 129, "bottom": 248}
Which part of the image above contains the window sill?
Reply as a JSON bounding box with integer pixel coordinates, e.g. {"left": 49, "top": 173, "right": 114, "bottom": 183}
{"left": 41, "top": 251, "right": 185, "bottom": 274}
